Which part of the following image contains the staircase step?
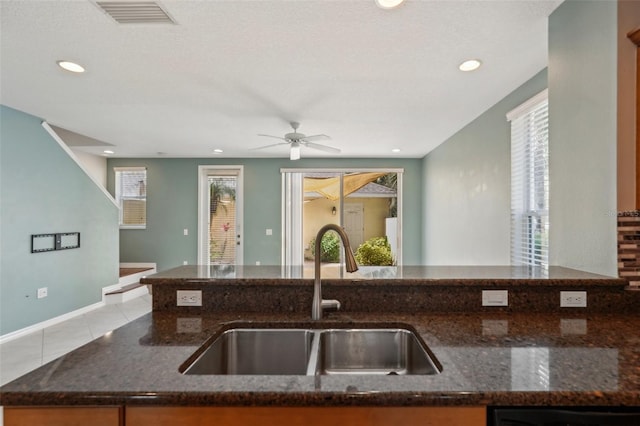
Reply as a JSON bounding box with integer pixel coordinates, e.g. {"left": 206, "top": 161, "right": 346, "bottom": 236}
{"left": 105, "top": 282, "right": 146, "bottom": 295}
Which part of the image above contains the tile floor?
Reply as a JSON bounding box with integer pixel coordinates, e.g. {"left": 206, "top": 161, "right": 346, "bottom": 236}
{"left": 0, "top": 293, "right": 152, "bottom": 387}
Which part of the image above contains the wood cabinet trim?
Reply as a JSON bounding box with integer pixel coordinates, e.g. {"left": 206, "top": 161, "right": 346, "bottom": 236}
{"left": 628, "top": 27, "right": 640, "bottom": 46}
{"left": 4, "top": 406, "right": 123, "bottom": 426}
{"left": 126, "top": 406, "right": 487, "bottom": 426}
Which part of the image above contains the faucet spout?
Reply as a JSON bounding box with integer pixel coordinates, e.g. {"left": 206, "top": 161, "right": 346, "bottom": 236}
{"left": 312, "top": 223, "right": 359, "bottom": 320}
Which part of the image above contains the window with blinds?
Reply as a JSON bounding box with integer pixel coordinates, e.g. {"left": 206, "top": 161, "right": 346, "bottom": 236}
{"left": 508, "top": 90, "right": 549, "bottom": 266}
{"left": 114, "top": 167, "right": 147, "bottom": 228}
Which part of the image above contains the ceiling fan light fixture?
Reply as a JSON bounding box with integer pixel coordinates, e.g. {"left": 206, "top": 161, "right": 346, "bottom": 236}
{"left": 375, "top": 0, "right": 405, "bottom": 9}
{"left": 290, "top": 143, "right": 301, "bottom": 160}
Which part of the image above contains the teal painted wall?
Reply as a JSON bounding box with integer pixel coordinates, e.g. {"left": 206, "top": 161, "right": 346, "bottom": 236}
{"left": 0, "top": 106, "right": 120, "bottom": 335}
{"left": 548, "top": 0, "right": 618, "bottom": 276}
{"left": 421, "top": 69, "right": 548, "bottom": 264}
{"left": 107, "top": 158, "right": 423, "bottom": 271}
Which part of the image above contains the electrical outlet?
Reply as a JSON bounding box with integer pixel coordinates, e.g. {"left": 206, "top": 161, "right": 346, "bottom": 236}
{"left": 177, "top": 290, "right": 202, "bottom": 306}
{"left": 482, "top": 290, "right": 508, "bottom": 306}
{"left": 560, "top": 291, "right": 587, "bottom": 308}
{"left": 37, "top": 287, "right": 48, "bottom": 299}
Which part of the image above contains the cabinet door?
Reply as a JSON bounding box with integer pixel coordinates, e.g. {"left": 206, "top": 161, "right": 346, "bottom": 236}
{"left": 126, "top": 406, "right": 486, "bottom": 426}
{"left": 4, "top": 406, "right": 122, "bottom": 426}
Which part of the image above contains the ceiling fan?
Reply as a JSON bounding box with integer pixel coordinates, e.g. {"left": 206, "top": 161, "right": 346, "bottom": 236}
{"left": 253, "top": 122, "right": 340, "bottom": 160}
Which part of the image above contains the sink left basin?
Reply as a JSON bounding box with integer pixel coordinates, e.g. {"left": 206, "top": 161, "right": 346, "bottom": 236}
{"left": 182, "top": 328, "right": 315, "bottom": 375}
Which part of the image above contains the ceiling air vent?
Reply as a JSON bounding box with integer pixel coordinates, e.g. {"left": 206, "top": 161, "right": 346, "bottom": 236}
{"left": 95, "top": 1, "right": 176, "bottom": 24}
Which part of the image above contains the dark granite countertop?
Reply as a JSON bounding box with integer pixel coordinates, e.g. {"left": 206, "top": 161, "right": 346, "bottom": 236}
{"left": 1, "top": 310, "right": 639, "bottom": 408}
{"left": 140, "top": 265, "right": 625, "bottom": 286}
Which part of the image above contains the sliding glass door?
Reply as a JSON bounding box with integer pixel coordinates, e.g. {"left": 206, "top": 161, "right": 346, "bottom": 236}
{"left": 282, "top": 168, "right": 402, "bottom": 270}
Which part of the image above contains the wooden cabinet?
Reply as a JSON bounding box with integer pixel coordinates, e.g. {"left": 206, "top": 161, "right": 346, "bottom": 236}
{"left": 125, "top": 406, "right": 486, "bottom": 426}
{"left": 3, "top": 405, "right": 485, "bottom": 425}
{"left": 4, "top": 406, "right": 123, "bottom": 426}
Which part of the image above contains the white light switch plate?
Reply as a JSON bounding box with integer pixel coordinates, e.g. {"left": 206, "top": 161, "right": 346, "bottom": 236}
{"left": 482, "top": 290, "right": 508, "bottom": 306}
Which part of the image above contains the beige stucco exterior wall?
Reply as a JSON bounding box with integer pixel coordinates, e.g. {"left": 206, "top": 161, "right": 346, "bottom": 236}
{"left": 348, "top": 198, "right": 392, "bottom": 242}
{"left": 618, "top": 0, "right": 640, "bottom": 211}
{"left": 303, "top": 197, "right": 391, "bottom": 258}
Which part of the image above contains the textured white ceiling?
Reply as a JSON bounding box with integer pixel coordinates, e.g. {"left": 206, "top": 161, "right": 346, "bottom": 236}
{"left": 0, "top": 0, "right": 562, "bottom": 159}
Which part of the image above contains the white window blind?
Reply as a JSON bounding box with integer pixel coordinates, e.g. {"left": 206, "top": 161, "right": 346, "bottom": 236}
{"left": 508, "top": 90, "right": 549, "bottom": 266}
{"left": 114, "top": 167, "right": 147, "bottom": 228}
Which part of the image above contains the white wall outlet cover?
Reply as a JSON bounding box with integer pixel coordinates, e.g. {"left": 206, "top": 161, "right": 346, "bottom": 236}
{"left": 560, "top": 291, "right": 587, "bottom": 307}
{"left": 482, "top": 290, "right": 508, "bottom": 306}
{"left": 177, "top": 290, "right": 202, "bottom": 306}
{"left": 37, "top": 287, "right": 48, "bottom": 299}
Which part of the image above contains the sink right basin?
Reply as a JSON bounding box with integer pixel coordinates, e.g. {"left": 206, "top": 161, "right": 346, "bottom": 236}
{"left": 316, "top": 328, "right": 440, "bottom": 375}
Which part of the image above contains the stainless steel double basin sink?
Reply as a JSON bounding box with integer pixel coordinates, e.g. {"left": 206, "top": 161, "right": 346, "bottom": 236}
{"left": 181, "top": 324, "right": 441, "bottom": 376}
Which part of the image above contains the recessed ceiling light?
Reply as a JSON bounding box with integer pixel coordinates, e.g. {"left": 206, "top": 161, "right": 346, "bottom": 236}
{"left": 391, "top": 148, "right": 401, "bottom": 153}
{"left": 213, "top": 149, "right": 223, "bottom": 154}
{"left": 57, "top": 60, "right": 85, "bottom": 73}
{"left": 459, "top": 59, "right": 482, "bottom": 72}
{"left": 103, "top": 150, "right": 114, "bottom": 155}
{"left": 375, "top": 0, "right": 405, "bottom": 9}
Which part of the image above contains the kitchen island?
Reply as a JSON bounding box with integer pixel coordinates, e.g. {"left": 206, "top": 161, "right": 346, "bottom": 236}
{"left": 1, "top": 266, "right": 638, "bottom": 425}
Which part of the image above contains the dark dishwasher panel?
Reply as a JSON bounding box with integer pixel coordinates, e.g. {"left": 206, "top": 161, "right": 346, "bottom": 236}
{"left": 491, "top": 408, "right": 640, "bottom": 426}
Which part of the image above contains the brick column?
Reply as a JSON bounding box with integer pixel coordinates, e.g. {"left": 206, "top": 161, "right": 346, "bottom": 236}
{"left": 618, "top": 212, "right": 640, "bottom": 285}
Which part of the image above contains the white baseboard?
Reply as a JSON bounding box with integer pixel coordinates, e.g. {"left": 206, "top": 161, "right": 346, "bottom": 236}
{"left": 0, "top": 300, "right": 105, "bottom": 345}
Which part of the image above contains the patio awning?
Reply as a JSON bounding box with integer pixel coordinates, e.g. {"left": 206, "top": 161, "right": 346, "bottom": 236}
{"left": 303, "top": 172, "right": 387, "bottom": 201}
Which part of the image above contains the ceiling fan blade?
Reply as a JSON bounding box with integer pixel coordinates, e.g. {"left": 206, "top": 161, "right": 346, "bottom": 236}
{"left": 250, "top": 142, "right": 289, "bottom": 151}
{"left": 303, "top": 141, "right": 341, "bottom": 153}
{"left": 257, "top": 134, "right": 288, "bottom": 141}
{"left": 302, "top": 134, "right": 331, "bottom": 142}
